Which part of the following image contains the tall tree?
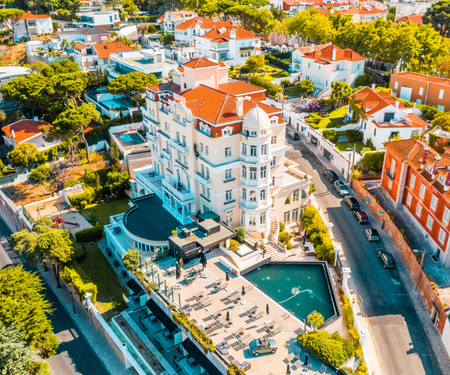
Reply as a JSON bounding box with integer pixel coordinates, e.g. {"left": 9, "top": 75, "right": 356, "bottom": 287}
{"left": 329, "top": 81, "right": 353, "bottom": 109}
{"left": 0, "top": 8, "right": 24, "bottom": 41}
{"left": 307, "top": 311, "right": 324, "bottom": 332}
{"left": 107, "top": 72, "right": 159, "bottom": 111}
{"left": 284, "top": 9, "right": 335, "bottom": 43}
{"left": 0, "top": 321, "right": 34, "bottom": 375}
{"left": 423, "top": 0, "right": 450, "bottom": 37}
{"left": 53, "top": 103, "right": 101, "bottom": 163}
{"left": 244, "top": 54, "right": 264, "bottom": 75}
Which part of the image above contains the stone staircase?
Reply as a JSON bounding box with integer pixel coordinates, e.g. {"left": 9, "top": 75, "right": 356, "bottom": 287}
{"left": 264, "top": 242, "right": 288, "bottom": 261}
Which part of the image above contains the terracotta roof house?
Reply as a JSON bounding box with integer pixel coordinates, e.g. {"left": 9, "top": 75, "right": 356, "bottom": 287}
{"left": 174, "top": 16, "right": 234, "bottom": 47}
{"left": 58, "top": 27, "right": 111, "bottom": 45}
{"left": 348, "top": 86, "right": 428, "bottom": 150}
{"left": 2, "top": 119, "right": 60, "bottom": 151}
{"left": 291, "top": 44, "right": 366, "bottom": 93}
{"left": 396, "top": 14, "right": 423, "bottom": 25}
{"left": 336, "top": 5, "right": 387, "bottom": 23}
{"left": 158, "top": 10, "right": 198, "bottom": 34}
{"left": 389, "top": 71, "right": 450, "bottom": 112}
{"left": 13, "top": 12, "right": 52, "bottom": 43}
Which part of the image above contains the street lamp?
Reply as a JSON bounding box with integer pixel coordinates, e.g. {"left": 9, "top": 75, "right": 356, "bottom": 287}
{"left": 346, "top": 143, "right": 356, "bottom": 185}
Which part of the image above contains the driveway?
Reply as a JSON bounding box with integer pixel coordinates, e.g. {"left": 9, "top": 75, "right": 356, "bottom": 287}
{"left": 286, "top": 138, "right": 442, "bottom": 375}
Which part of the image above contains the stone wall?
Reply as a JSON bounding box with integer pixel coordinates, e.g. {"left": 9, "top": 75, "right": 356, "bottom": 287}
{"left": 353, "top": 179, "right": 447, "bottom": 334}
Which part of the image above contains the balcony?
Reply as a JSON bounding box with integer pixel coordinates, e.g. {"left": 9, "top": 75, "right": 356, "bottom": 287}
{"left": 170, "top": 139, "right": 189, "bottom": 155}
{"left": 239, "top": 176, "right": 259, "bottom": 188}
{"left": 240, "top": 45, "right": 255, "bottom": 51}
{"left": 213, "top": 43, "right": 229, "bottom": 51}
{"left": 158, "top": 129, "right": 170, "bottom": 140}
{"left": 194, "top": 172, "right": 211, "bottom": 187}
{"left": 162, "top": 179, "right": 195, "bottom": 202}
{"left": 240, "top": 153, "right": 270, "bottom": 164}
{"left": 146, "top": 132, "right": 156, "bottom": 143}
{"left": 160, "top": 148, "right": 170, "bottom": 160}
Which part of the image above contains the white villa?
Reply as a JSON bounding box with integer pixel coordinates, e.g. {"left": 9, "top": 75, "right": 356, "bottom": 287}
{"left": 174, "top": 17, "right": 234, "bottom": 47}
{"left": 135, "top": 57, "right": 311, "bottom": 234}
{"left": 157, "top": 10, "right": 198, "bottom": 34}
{"left": 13, "top": 12, "right": 52, "bottom": 43}
{"left": 291, "top": 44, "right": 366, "bottom": 93}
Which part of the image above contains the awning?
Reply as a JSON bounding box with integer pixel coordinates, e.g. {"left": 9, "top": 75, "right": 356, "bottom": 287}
{"left": 182, "top": 338, "right": 222, "bottom": 375}
{"left": 126, "top": 279, "right": 144, "bottom": 295}
{"left": 145, "top": 299, "right": 178, "bottom": 332}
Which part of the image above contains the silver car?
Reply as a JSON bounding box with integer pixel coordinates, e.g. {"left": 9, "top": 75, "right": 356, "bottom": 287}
{"left": 333, "top": 180, "right": 349, "bottom": 196}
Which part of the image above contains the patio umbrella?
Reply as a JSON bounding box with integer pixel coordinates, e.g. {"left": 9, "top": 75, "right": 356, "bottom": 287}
{"left": 266, "top": 304, "right": 269, "bottom": 324}
{"left": 200, "top": 251, "right": 207, "bottom": 270}
{"left": 226, "top": 271, "right": 230, "bottom": 282}
{"left": 286, "top": 364, "right": 291, "bottom": 375}
{"left": 304, "top": 353, "right": 309, "bottom": 366}
{"left": 226, "top": 311, "right": 230, "bottom": 321}
{"left": 241, "top": 285, "right": 246, "bottom": 296}
{"left": 176, "top": 262, "right": 181, "bottom": 280}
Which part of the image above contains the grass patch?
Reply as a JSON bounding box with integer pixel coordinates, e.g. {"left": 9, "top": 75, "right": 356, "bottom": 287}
{"left": 239, "top": 63, "right": 285, "bottom": 81}
{"left": 80, "top": 197, "right": 130, "bottom": 225}
{"left": 79, "top": 243, "right": 127, "bottom": 320}
{"left": 307, "top": 106, "right": 349, "bottom": 129}
{"left": 334, "top": 142, "right": 366, "bottom": 154}
{"left": 284, "top": 85, "right": 300, "bottom": 98}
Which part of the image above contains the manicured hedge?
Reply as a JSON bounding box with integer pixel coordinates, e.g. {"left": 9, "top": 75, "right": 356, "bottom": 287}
{"left": 297, "top": 331, "right": 354, "bottom": 367}
{"left": 249, "top": 75, "right": 282, "bottom": 97}
{"left": 173, "top": 311, "right": 215, "bottom": 351}
{"left": 345, "top": 129, "right": 363, "bottom": 142}
{"left": 75, "top": 225, "right": 104, "bottom": 243}
{"left": 60, "top": 261, "right": 97, "bottom": 303}
{"left": 323, "top": 129, "right": 338, "bottom": 143}
{"left": 68, "top": 188, "right": 94, "bottom": 209}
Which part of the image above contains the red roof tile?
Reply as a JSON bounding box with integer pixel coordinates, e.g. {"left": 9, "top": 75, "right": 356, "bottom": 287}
{"left": 350, "top": 87, "right": 401, "bottom": 115}
{"left": 183, "top": 57, "right": 219, "bottom": 69}
{"left": 392, "top": 71, "right": 450, "bottom": 87}
{"left": 175, "top": 17, "right": 233, "bottom": 31}
{"left": 338, "top": 6, "right": 387, "bottom": 15}
{"left": 92, "top": 42, "right": 134, "bottom": 59}
{"left": 148, "top": 82, "right": 181, "bottom": 93}
{"left": 2, "top": 119, "right": 49, "bottom": 143}
{"left": 17, "top": 12, "right": 51, "bottom": 20}
{"left": 201, "top": 26, "right": 257, "bottom": 40}
{"left": 397, "top": 14, "right": 423, "bottom": 25}
{"left": 302, "top": 44, "right": 366, "bottom": 62}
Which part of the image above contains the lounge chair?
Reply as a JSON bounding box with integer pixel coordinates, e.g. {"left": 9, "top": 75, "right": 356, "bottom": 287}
{"left": 291, "top": 360, "right": 303, "bottom": 371}
{"left": 199, "top": 297, "right": 212, "bottom": 307}
{"left": 246, "top": 305, "right": 258, "bottom": 314}
{"left": 250, "top": 311, "right": 264, "bottom": 321}
{"left": 226, "top": 291, "right": 239, "bottom": 302}
{"left": 232, "top": 327, "right": 244, "bottom": 338}
{"left": 268, "top": 323, "right": 281, "bottom": 336}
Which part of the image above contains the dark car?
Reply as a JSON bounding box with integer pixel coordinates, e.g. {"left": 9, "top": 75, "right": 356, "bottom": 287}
{"left": 323, "top": 169, "right": 339, "bottom": 183}
{"left": 333, "top": 180, "right": 349, "bottom": 196}
{"left": 378, "top": 251, "right": 396, "bottom": 269}
{"left": 344, "top": 196, "right": 360, "bottom": 210}
{"left": 113, "top": 260, "right": 120, "bottom": 267}
{"left": 365, "top": 228, "right": 380, "bottom": 241}
{"left": 249, "top": 338, "right": 278, "bottom": 356}
{"left": 353, "top": 210, "right": 369, "bottom": 224}
{"left": 288, "top": 131, "right": 300, "bottom": 140}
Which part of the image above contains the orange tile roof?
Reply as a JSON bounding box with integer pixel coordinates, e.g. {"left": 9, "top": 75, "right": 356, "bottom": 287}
{"left": 175, "top": 17, "right": 233, "bottom": 31}
{"left": 302, "top": 44, "right": 366, "bottom": 62}
{"left": 2, "top": 119, "right": 49, "bottom": 144}
{"left": 17, "top": 12, "right": 51, "bottom": 20}
{"left": 72, "top": 43, "right": 89, "bottom": 50}
{"left": 350, "top": 87, "right": 402, "bottom": 115}
{"left": 218, "top": 81, "right": 265, "bottom": 96}
{"left": 392, "top": 71, "right": 450, "bottom": 87}
{"left": 201, "top": 26, "right": 257, "bottom": 40}
{"left": 92, "top": 42, "right": 134, "bottom": 59}
{"left": 183, "top": 57, "right": 219, "bottom": 69}
{"left": 296, "top": 44, "right": 330, "bottom": 54}
{"left": 397, "top": 14, "right": 423, "bottom": 25}
{"left": 148, "top": 82, "right": 181, "bottom": 93}
{"left": 211, "top": 37, "right": 229, "bottom": 43}
{"left": 338, "top": 6, "right": 387, "bottom": 15}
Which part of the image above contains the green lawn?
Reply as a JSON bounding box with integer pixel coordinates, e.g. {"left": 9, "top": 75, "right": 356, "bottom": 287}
{"left": 334, "top": 141, "right": 366, "bottom": 154}
{"left": 80, "top": 197, "right": 130, "bottom": 225}
{"left": 284, "top": 85, "right": 300, "bottom": 98}
{"left": 307, "top": 106, "right": 349, "bottom": 129}
{"left": 238, "top": 63, "right": 286, "bottom": 81}
{"left": 79, "top": 243, "right": 127, "bottom": 320}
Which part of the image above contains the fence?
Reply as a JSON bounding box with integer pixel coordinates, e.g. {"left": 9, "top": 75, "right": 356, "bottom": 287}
{"left": 353, "top": 179, "right": 447, "bottom": 333}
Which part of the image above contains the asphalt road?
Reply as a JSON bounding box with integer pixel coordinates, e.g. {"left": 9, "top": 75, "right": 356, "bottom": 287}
{"left": 286, "top": 139, "right": 441, "bottom": 375}
{"left": 0, "top": 218, "right": 109, "bottom": 375}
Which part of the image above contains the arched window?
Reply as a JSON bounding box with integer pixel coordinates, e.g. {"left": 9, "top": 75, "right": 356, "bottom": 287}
{"left": 260, "top": 190, "right": 266, "bottom": 201}
{"left": 242, "top": 188, "right": 247, "bottom": 200}
{"left": 199, "top": 122, "right": 210, "bottom": 135}
{"left": 242, "top": 165, "right": 247, "bottom": 178}
{"left": 249, "top": 190, "right": 256, "bottom": 202}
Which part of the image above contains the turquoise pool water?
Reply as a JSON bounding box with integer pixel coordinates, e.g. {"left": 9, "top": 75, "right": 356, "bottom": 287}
{"left": 244, "top": 263, "right": 336, "bottom": 322}
{"left": 119, "top": 133, "right": 144, "bottom": 145}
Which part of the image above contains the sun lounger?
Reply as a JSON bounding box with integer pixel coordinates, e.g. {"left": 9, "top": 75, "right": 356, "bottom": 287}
{"left": 193, "top": 292, "right": 204, "bottom": 301}
{"left": 226, "top": 290, "right": 239, "bottom": 302}
{"left": 250, "top": 310, "right": 264, "bottom": 321}
{"left": 291, "top": 360, "right": 303, "bottom": 371}
{"left": 212, "top": 279, "right": 224, "bottom": 289}
{"left": 238, "top": 333, "right": 253, "bottom": 348}
{"left": 199, "top": 297, "right": 212, "bottom": 307}
{"left": 232, "top": 327, "right": 244, "bottom": 337}
{"left": 210, "top": 309, "right": 221, "bottom": 318}
{"left": 246, "top": 305, "right": 258, "bottom": 314}
{"left": 268, "top": 323, "right": 281, "bottom": 335}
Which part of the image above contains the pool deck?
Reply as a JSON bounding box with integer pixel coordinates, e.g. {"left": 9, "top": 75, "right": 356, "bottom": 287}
{"left": 147, "top": 249, "right": 341, "bottom": 375}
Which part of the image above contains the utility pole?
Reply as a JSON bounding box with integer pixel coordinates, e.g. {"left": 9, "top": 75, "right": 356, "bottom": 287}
{"left": 346, "top": 143, "right": 356, "bottom": 185}
{"left": 415, "top": 251, "right": 426, "bottom": 291}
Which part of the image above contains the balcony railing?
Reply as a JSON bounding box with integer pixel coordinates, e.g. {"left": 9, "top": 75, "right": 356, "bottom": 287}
{"left": 160, "top": 148, "right": 170, "bottom": 160}
{"left": 162, "top": 179, "right": 195, "bottom": 202}
{"left": 194, "top": 172, "right": 211, "bottom": 187}
{"left": 170, "top": 139, "right": 189, "bottom": 155}
{"left": 240, "top": 45, "right": 254, "bottom": 51}
{"left": 241, "top": 153, "right": 270, "bottom": 163}
{"left": 146, "top": 132, "right": 156, "bottom": 143}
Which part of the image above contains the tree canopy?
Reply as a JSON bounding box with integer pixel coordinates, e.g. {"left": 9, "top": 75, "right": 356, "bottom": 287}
{"left": 329, "top": 81, "right": 353, "bottom": 109}
{"left": 424, "top": 0, "right": 450, "bottom": 37}
{"left": 122, "top": 249, "right": 139, "bottom": 271}
{"left": 0, "top": 321, "right": 34, "bottom": 375}
{"left": 244, "top": 55, "right": 264, "bottom": 75}
{"left": 9, "top": 143, "right": 40, "bottom": 167}
{"left": 432, "top": 114, "right": 450, "bottom": 131}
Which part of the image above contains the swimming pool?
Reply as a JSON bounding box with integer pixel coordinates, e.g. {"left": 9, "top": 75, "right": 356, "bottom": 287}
{"left": 119, "top": 132, "right": 145, "bottom": 145}
{"left": 244, "top": 262, "right": 338, "bottom": 322}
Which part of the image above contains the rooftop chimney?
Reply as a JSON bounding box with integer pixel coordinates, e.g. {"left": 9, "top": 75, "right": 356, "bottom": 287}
{"left": 371, "top": 83, "right": 376, "bottom": 91}
{"left": 331, "top": 47, "right": 336, "bottom": 61}
{"left": 11, "top": 129, "right": 15, "bottom": 139}
{"left": 432, "top": 155, "right": 441, "bottom": 178}
{"left": 420, "top": 146, "right": 428, "bottom": 169}
{"left": 236, "top": 97, "right": 244, "bottom": 117}
{"left": 310, "top": 43, "right": 315, "bottom": 53}
{"left": 445, "top": 167, "right": 450, "bottom": 191}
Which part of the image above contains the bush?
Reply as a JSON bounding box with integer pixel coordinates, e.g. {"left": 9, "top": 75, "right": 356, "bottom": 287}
{"left": 280, "top": 71, "right": 290, "bottom": 77}
{"left": 249, "top": 75, "right": 282, "bottom": 97}
{"left": 227, "top": 363, "right": 245, "bottom": 375}
{"left": 354, "top": 73, "right": 374, "bottom": 87}
{"left": 360, "top": 151, "right": 385, "bottom": 173}
{"left": 323, "top": 129, "right": 338, "bottom": 143}
{"left": 345, "top": 129, "right": 363, "bottom": 142}
{"left": 29, "top": 164, "right": 50, "bottom": 182}
{"left": 73, "top": 244, "right": 87, "bottom": 263}
{"left": 173, "top": 311, "right": 215, "bottom": 351}
{"left": 265, "top": 53, "right": 291, "bottom": 70}
{"left": 60, "top": 261, "right": 97, "bottom": 303}
{"left": 68, "top": 188, "right": 94, "bottom": 209}
{"left": 122, "top": 249, "right": 139, "bottom": 271}
{"left": 9, "top": 143, "right": 40, "bottom": 166}
{"left": 279, "top": 221, "right": 285, "bottom": 232}
{"left": 82, "top": 168, "right": 98, "bottom": 187}
{"left": 278, "top": 231, "right": 287, "bottom": 243}
{"left": 419, "top": 104, "right": 443, "bottom": 121}
{"left": 74, "top": 225, "right": 104, "bottom": 242}
{"left": 228, "top": 239, "right": 240, "bottom": 253}
{"left": 297, "top": 331, "right": 355, "bottom": 367}
{"left": 235, "top": 227, "right": 245, "bottom": 243}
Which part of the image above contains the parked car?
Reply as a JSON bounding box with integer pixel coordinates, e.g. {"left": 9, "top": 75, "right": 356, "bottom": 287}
{"left": 113, "top": 260, "right": 120, "bottom": 267}
{"left": 287, "top": 131, "right": 299, "bottom": 140}
{"left": 344, "top": 196, "right": 360, "bottom": 210}
{"left": 333, "top": 180, "right": 349, "bottom": 196}
{"left": 353, "top": 210, "right": 369, "bottom": 224}
{"left": 365, "top": 228, "right": 380, "bottom": 241}
{"left": 323, "top": 169, "right": 339, "bottom": 183}
{"left": 378, "top": 251, "right": 396, "bottom": 269}
{"left": 249, "top": 338, "right": 278, "bottom": 356}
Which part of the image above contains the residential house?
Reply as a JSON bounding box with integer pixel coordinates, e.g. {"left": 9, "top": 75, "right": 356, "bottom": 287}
{"left": 174, "top": 17, "right": 234, "bottom": 47}
{"left": 2, "top": 119, "right": 59, "bottom": 151}
{"left": 157, "top": 10, "right": 198, "bottom": 34}
{"left": 76, "top": 11, "right": 120, "bottom": 29}
{"left": 72, "top": 42, "right": 135, "bottom": 71}
{"left": 392, "top": 1, "right": 433, "bottom": 20}
{"left": 291, "top": 44, "right": 366, "bottom": 92}
{"left": 348, "top": 86, "right": 428, "bottom": 150}
{"left": 396, "top": 14, "right": 423, "bottom": 25}
{"left": 107, "top": 48, "right": 178, "bottom": 79}
{"left": 389, "top": 71, "right": 450, "bottom": 112}
{"left": 278, "top": 0, "right": 352, "bottom": 17}
{"left": 336, "top": 6, "right": 387, "bottom": 23}
{"left": 85, "top": 87, "right": 139, "bottom": 119}
{"left": 138, "top": 56, "right": 311, "bottom": 231}
{"left": 195, "top": 25, "right": 261, "bottom": 66}
{"left": 58, "top": 27, "right": 111, "bottom": 45}
{"left": 381, "top": 138, "right": 450, "bottom": 267}
{"left": 13, "top": 12, "right": 52, "bottom": 43}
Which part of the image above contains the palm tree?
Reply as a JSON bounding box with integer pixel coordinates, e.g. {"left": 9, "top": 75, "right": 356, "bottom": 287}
{"left": 61, "top": 39, "right": 69, "bottom": 51}
{"left": 42, "top": 35, "right": 52, "bottom": 51}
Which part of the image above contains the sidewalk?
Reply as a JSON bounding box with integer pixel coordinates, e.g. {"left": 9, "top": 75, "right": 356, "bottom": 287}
{"left": 39, "top": 268, "right": 135, "bottom": 375}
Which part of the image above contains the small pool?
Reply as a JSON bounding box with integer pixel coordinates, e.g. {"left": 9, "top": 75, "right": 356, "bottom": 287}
{"left": 119, "top": 132, "right": 145, "bottom": 145}
{"left": 244, "top": 262, "right": 338, "bottom": 322}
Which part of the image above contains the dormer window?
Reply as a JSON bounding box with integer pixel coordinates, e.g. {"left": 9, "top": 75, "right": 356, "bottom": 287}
{"left": 199, "top": 122, "right": 210, "bottom": 135}
{"left": 222, "top": 127, "right": 232, "bottom": 136}
{"left": 270, "top": 117, "right": 278, "bottom": 125}
{"left": 426, "top": 164, "right": 433, "bottom": 174}
{"left": 438, "top": 175, "right": 445, "bottom": 185}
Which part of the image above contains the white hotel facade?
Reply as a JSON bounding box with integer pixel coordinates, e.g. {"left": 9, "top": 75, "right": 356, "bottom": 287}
{"left": 134, "top": 57, "right": 311, "bottom": 235}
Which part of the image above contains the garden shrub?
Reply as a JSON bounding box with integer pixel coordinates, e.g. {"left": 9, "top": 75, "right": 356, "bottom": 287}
{"left": 265, "top": 53, "right": 291, "bottom": 70}
{"left": 172, "top": 311, "right": 215, "bottom": 351}
{"left": 297, "top": 331, "right": 354, "bottom": 367}
{"left": 68, "top": 188, "right": 94, "bottom": 209}
{"left": 60, "top": 261, "right": 97, "bottom": 303}
{"left": 235, "top": 227, "right": 245, "bottom": 243}
{"left": 228, "top": 239, "right": 240, "bottom": 253}
{"left": 83, "top": 168, "right": 98, "bottom": 187}
{"left": 279, "top": 221, "right": 285, "bottom": 232}
{"left": 278, "top": 231, "right": 287, "bottom": 243}
{"left": 360, "top": 151, "right": 385, "bottom": 173}
{"left": 323, "top": 130, "right": 338, "bottom": 143}
{"left": 227, "top": 363, "right": 245, "bottom": 375}
{"left": 419, "top": 104, "right": 443, "bottom": 121}
{"left": 73, "top": 244, "right": 87, "bottom": 262}
{"left": 280, "top": 71, "right": 290, "bottom": 77}
{"left": 75, "top": 225, "right": 104, "bottom": 242}
{"left": 249, "top": 75, "right": 281, "bottom": 97}
{"left": 29, "top": 164, "right": 50, "bottom": 182}
{"left": 345, "top": 129, "right": 363, "bottom": 142}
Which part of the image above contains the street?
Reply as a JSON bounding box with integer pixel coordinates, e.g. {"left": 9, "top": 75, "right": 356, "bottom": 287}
{"left": 0, "top": 218, "right": 110, "bottom": 375}
{"left": 286, "top": 139, "right": 442, "bottom": 375}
